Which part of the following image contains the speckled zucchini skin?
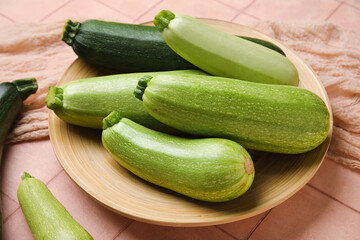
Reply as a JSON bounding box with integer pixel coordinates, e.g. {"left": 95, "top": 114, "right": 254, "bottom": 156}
{"left": 17, "top": 173, "right": 93, "bottom": 240}
{"left": 137, "top": 74, "right": 330, "bottom": 154}
{"left": 45, "top": 70, "right": 205, "bottom": 133}
{"left": 102, "top": 112, "right": 255, "bottom": 202}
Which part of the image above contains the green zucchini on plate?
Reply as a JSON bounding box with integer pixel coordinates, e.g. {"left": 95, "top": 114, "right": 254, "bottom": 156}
{"left": 62, "top": 19, "right": 285, "bottom": 72}
{"left": 102, "top": 111, "right": 255, "bottom": 202}
{"left": 45, "top": 69, "right": 206, "bottom": 133}
{"left": 135, "top": 74, "right": 330, "bottom": 154}
{"left": 154, "top": 10, "right": 298, "bottom": 85}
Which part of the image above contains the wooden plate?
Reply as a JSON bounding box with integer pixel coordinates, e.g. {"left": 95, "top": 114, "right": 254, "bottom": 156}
{"left": 48, "top": 19, "right": 333, "bottom": 227}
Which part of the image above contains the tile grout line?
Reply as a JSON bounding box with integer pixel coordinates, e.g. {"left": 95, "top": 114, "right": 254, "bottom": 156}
{"left": 246, "top": 210, "right": 272, "bottom": 240}
{"left": 3, "top": 206, "right": 21, "bottom": 224}
{"left": 111, "top": 220, "right": 134, "bottom": 240}
{"left": 132, "top": 0, "right": 164, "bottom": 23}
{"left": 325, "top": 1, "right": 344, "bottom": 21}
{"left": 3, "top": 169, "right": 65, "bottom": 223}
{"left": 344, "top": 1, "right": 360, "bottom": 10}
{"left": 242, "top": 12, "right": 261, "bottom": 20}
{"left": 45, "top": 168, "right": 64, "bottom": 185}
{"left": 307, "top": 183, "right": 360, "bottom": 215}
{"left": 215, "top": 225, "right": 239, "bottom": 240}
{"left": 239, "top": 0, "right": 257, "bottom": 12}
{"left": 229, "top": 0, "right": 257, "bottom": 22}
{"left": 214, "top": 0, "right": 253, "bottom": 12}
{"left": 0, "top": 12, "right": 15, "bottom": 23}
{"left": 1, "top": 192, "right": 20, "bottom": 224}
{"left": 94, "top": 0, "right": 134, "bottom": 21}
{"left": 1, "top": 168, "right": 63, "bottom": 203}
{"left": 1, "top": 190, "right": 17, "bottom": 203}
{"left": 39, "top": 0, "right": 74, "bottom": 22}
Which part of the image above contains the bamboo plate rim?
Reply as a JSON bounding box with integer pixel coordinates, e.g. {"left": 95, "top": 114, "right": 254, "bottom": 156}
{"left": 48, "top": 19, "right": 333, "bottom": 227}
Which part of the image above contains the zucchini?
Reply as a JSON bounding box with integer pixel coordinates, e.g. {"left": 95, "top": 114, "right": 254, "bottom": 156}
{"left": 102, "top": 111, "right": 255, "bottom": 202}
{"left": 154, "top": 10, "right": 298, "bottom": 85}
{"left": 240, "top": 36, "right": 285, "bottom": 56}
{"left": 62, "top": 19, "right": 285, "bottom": 72}
{"left": 0, "top": 78, "right": 38, "bottom": 162}
{"left": 45, "top": 70, "right": 205, "bottom": 132}
{"left": 0, "top": 78, "right": 37, "bottom": 240}
{"left": 135, "top": 74, "right": 330, "bottom": 154}
{"left": 17, "top": 172, "right": 93, "bottom": 240}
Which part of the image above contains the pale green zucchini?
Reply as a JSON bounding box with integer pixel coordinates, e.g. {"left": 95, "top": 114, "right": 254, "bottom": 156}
{"left": 135, "top": 74, "right": 330, "bottom": 154}
{"left": 45, "top": 70, "right": 206, "bottom": 132}
{"left": 17, "top": 172, "right": 93, "bottom": 240}
{"left": 102, "top": 112, "right": 254, "bottom": 202}
{"left": 154, "top": 10, "right": 299, "bottom": 86}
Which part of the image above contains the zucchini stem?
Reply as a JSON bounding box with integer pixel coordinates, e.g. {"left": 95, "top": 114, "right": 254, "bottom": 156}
{"left": 21, "top": 172, "right": 33, "bottom": 181}
{"left": 134, "top": 75, "right": 153, "bottom": 101}
{"left": 45, "top": 86, "right": 64, "bottom": 110}
{"left": 12, "top": 78, "right": 38, "bottom": 101}
{"left": 61, "top": 20, "right": 81, "bottom": 46}
{"left": 154, "top": 10, "right": 175, "bottom": 32}
{"left": 103, "top": 111, "right": 122, "bottom": 130}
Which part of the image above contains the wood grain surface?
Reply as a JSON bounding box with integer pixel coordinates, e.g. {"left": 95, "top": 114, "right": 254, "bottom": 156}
{"left": 48, "top": 20, "right": 333, "bottom": 227}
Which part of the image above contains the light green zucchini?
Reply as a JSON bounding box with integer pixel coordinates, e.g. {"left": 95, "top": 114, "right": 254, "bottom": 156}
{"left": 17, "top": 172, "right": 93, "bottom": 240}
{"left": 45, "top": 70, "right": 206, "bottom": 132}
{"left": 102, "top": 111, "right": 255, "bottom": 202}
{"left": 135, "top": 74, "right": 330, "bottom": 154}
{"left": 154, "top": 10, "right": 299, "bottom": 86}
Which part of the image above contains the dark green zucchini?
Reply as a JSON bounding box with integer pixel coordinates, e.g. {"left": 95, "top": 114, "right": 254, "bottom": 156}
{"left": 62, "top": 19, "right": 285, "bottom": 72}
{"left": 0, "top": 78, "right": 38, "bottom": 239}
{"left": 240, "top": 36, "right": 285, "bottom": 55}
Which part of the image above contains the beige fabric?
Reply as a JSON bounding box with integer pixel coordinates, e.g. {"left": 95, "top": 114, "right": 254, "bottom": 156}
{"left": 0, "top": 20, "right": 76, "bottom": 143}
{"left": 252, "top": 21, "right": 360, "bottom": 169}
{"left": 0, "top": 20, "right": 359, "bottom": 169}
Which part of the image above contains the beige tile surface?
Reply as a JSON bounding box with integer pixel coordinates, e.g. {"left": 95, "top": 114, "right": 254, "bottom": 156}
{"left": 0, "top": 14, "right": 13, "bottom": 27}
{"left": 0, "top": 0, "right": 69, "bottom": 22}
{"left": 116, "top": 221, "right": 236, "bottom": 240}
{"left": 1, "top": 193, "right": 18, "bottom": 221}
{"left": 47, "top": 171, "right": 132, "bottom": 240}
{"left": 327, "top": 2, "right": 360, "bottom": 32}
{"left": 249, "top": 185, "right": 360, "bottom": 240}
{"left": 136, "top": 0, "right": 238, "bottom": 24}
{"left": 217, "top": 212, "right": 269, "bottom": 240}
{"left": 216, "top": 0, "right": 254, "bottom": 11}
{"left": 1, "top": 140, "right": 63, "bottom": 201}
{"left": 1, "top": 0, "right": 360, "bottom": 239}
{"left": 3, "top": 208, "right": 33, "bottom": 239}
{"left": 245, "top": 0, "right": 341, "bottom": 22}
{"left": 232, "top": 13, "right": 259, "bottom": 26}
{"left": 345, "top": 0, "right": 360, "bottom": 9}
{"left": 97, "top": 0, "right": 162, "bottom": 20}
{"left": 43, "top": 0, "right": 134, "bottom": 23}
{"left": 309, "top": 158, "right": 360, "bottom": 211}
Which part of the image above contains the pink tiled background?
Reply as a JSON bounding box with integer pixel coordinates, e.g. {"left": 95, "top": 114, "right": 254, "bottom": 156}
{"left": 1, "top": 0, "right": 360, "bottom": 239}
